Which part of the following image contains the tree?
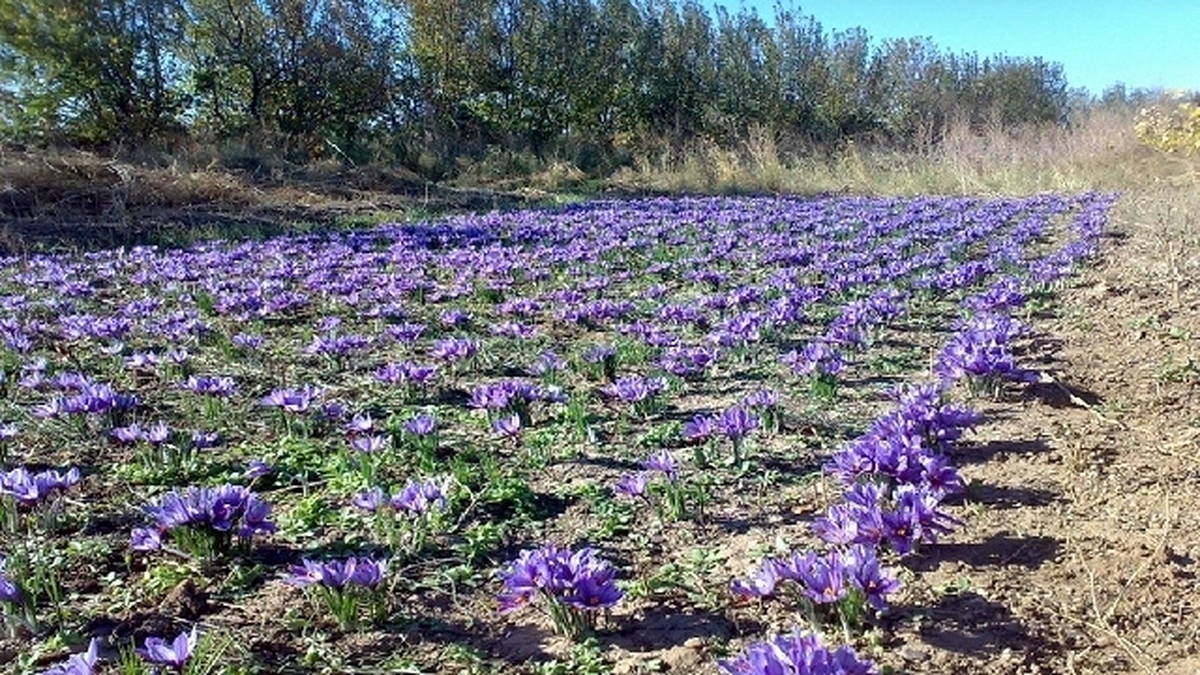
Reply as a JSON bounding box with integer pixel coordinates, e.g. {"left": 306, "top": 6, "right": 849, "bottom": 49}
{"left": 0, "top": 0, "right": 187, "bottom": 143}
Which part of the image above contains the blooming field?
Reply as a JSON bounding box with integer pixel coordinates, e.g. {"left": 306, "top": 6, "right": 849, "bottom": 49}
{"left": 0, "top": 194, "right": 1114, "bottom": 673}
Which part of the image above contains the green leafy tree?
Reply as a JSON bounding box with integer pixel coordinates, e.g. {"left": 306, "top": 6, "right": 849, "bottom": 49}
{"left": 0, "top": 0, "right": 187, "bottom": 143}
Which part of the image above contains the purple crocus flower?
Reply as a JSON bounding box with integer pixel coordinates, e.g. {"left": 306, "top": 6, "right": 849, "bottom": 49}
{"left": 527, "top": 350, "right": 565, "bottom": 376}
{"left": 841, "top": 545, "right": 902, "bottom": 611}
{"left": 39, "top": 637, "right": 100, "bottom": 675}
{"left": 717, "top": 406, "right": 759, "bottom": 442}
{"left": 717, "top": 628, "right": 877, "bottom": 675}
{"left": 811, "top": 503, "right": 861, "bottom": 546}
{"left": 0, "top": 556, "right": 21, "bottom": 603}
{"left": 144, "top": 421, "right": 171, "bottom": 444}
{"left": 109, "top": 423, "right": 143, "bottom": 445}
{"left": 180, "top": 375, "right": 238, "bottom": 397}
{"left": 343, "top": 413, "right": 374, "bottom": 434}
{"left": 304, "top": 333, "right": 372, "bottom": 357}
{"left": 260, "top": 385, "right": 324, "bottom": 413}
{"left": 130, "top": 527, "right": 163, "bottom": 551}
{"left": 613, "top": 472, "right": 649, "bottom": 498}
{"left": 642, "top": 449, "right": 678, "bottom": 482}
{"left": 232, "top": 333, "right": 264, "bottom": 350}
{"left": 440, "top": 308, "right": 471, "bottom": 327}
{"left": 390, "top": 476, "right": 449, "bottom": 515}
{"left": 429, "top": 337, "right": 478, "bottom": 362}
{"left": 125, "top": 351, "right": 159, "bottom": 369}
{"left": 782, "top": 340, "right": 845, "bottom": 377}
{"left": 582, "top": 344, "right": 616, "bottom": 364}
{"left": 320, "top": 401, "right": 347, "bottom": 420}
{"left": 137, "top": 627, "right": 197, "bottom": 672}
{"left": 0, "top": 466, "right": 82, "bottom": 507}
{"left": 135, "top": 484, "right": 275, "bottom": 545}
{"left": 283, "top": 557, "right": 387, "bottom": 589}
{"left": 243, "top": 459, "right": 272, "bottom": 481}
{"left": 350, "top": 434, "right": 389, "bottom": 454}
{"left": 565, "top": 571, "right": 625, "bottom": 610}
{"left": 492, "top": 413, "right": 522, "bottom": 438}
{"left": 376, "top": 361, "right": 439, "bottom": 388}
{"left": 497, "top": 543, "right": 623, "bottom": 615}
{"left": 404, "top": 413, "right": 436, "bottom": 437}
{"left": 681, "top": 414, "right": 717, "bottom": 442}
{"left": 385, "top": 322, "right": 426, "bottom": 343}
{"left": 602, "top": 375, "right": 666, "bottom": 404}
{"left": 352, "top": 487, "right": 389, "bottom": 512}
{"left": 191, "top": 430, "right": 222, "bottom": 449}
{"left": 799, "top": 554, "right": 847, "bottom": 604}
{"left": 730, "top": 559, "right": 781, "bottom": 600}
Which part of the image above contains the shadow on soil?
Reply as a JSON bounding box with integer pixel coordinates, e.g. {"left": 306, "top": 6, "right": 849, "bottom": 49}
{"left": 610, "top": 602, "right": 738, "bottom": 651}
{"left": 960, "top": 482, "right": 1060, "bottom": 509}
{"left": 906, "top": 532, "right": 1062, "bottom": 573}
{"left": 1023, "top": 380, "right": 1106, "bottom": 409}
{"left": 954, "top": 438, "right": 1052, "bottom": 465}
{"left": 909, "top": 589, "right": 1053, "bottom": 659}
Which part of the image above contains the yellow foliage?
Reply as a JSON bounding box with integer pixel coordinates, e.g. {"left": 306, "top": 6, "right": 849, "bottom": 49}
{"left": 1135, "top": 101, "right": 1200, "bottom": 155}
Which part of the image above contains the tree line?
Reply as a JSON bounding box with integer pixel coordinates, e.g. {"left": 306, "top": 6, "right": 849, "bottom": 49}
{"left": 0, "top": 0, "right": 1079, "bottom": 174}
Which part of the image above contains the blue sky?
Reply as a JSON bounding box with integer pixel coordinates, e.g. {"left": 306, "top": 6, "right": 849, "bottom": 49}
{"left": 731, "top": 1, "right": 1199, "bottom": 95}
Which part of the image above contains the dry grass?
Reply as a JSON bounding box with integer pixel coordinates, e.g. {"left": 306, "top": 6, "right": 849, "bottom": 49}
{"left": 0, "top": 147, "right": 257, "bottom": 219}
{"left": 4, "top": 109, "right": 1198, "bottom": 254}
{"left": 0, "top": 145, "right": 441, "bottom": 223}
{"left": 609, "top": 110, "right": 1199, "bottom": 198}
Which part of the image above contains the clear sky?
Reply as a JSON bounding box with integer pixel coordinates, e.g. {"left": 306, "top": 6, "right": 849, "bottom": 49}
{"left": 731, "top": 1, "right": 1200, "bottom": 95}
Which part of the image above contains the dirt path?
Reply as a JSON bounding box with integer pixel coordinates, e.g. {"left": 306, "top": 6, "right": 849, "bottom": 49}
{"left": 887, "top": 187, "right": 1200, "bottom": 675}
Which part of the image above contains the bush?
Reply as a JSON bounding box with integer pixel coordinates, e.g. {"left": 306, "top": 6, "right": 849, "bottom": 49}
{"left": 1135, "top": 100, "right": 1200, "bottom": 154}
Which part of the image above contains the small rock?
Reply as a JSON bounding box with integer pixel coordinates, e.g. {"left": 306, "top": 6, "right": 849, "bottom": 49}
{"left": 661, "top": 645, "right": 703, "bottom": 672}
{"left": 682, "top": 637, "right": 705, "bottom": 650}
{"left": 900, "top": 646, "right": 930, "bottom": 663}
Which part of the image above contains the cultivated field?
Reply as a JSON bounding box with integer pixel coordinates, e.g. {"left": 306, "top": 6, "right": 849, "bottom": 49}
{"left": 1, "top": 117, "right": 1199, "bottom": 675}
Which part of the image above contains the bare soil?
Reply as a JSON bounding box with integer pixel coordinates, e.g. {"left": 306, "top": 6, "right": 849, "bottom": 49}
{"left": 878, "top": 188, "right": 1200, "bottom": 675}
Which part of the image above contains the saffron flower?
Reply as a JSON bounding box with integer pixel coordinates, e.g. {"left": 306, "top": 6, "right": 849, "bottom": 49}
{"left": 498, "top": 543, "right": 623, "bottom": 638}
{"left": 492, "top": 413, "right": 522, "bottom": 438}
{"left": 642, "top": 449, "right": 678, "bottom": 482}
{"left": 0, "top": 555, "right": 21, "bottom": 603}
{"left": 138, "top": 627, "right": 197, "bottom": 672}
{"left": 283, "top": 556, "right": 387, "bottom": 589}
{"left": 613, "top": 472, "right": 649, "bottom": 498}
{"left": 131, "top": 484, "right": 275, "bottom": 557}
{"left": 350, "top": 434, "right": 389, "bottom": 454}
{"left": 403, "top": 413, "right": 436, "bottom": 436}
{"left": 391, "top": 476, "right": 450, "bottom": 515}
{"left": 0, "top": 466, "right": 82, "bottom": 508}
{"left": 40, "top": 638, "right": 101, "bottom": 675}
{"left": 681, "top": 414, "right": 717, "bottom": 442}
{"left": 260, "top": 385, "right": 324, "bottom": 413}
{"left": 180, "top": 375, "right": 238, "bottom": 397}
{"left": 717, "top": 406, "right": 759, "bottom": 442}
{"left": 283, "top": 557, "right": 389, "bottom": 629}
{"left": 717, "top": 628, "right": 877, "bottom": 675}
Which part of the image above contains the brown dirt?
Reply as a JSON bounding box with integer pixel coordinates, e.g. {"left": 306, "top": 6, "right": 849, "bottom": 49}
{"left": 879, "top": 185, "right": 1200, "bottom": 675}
